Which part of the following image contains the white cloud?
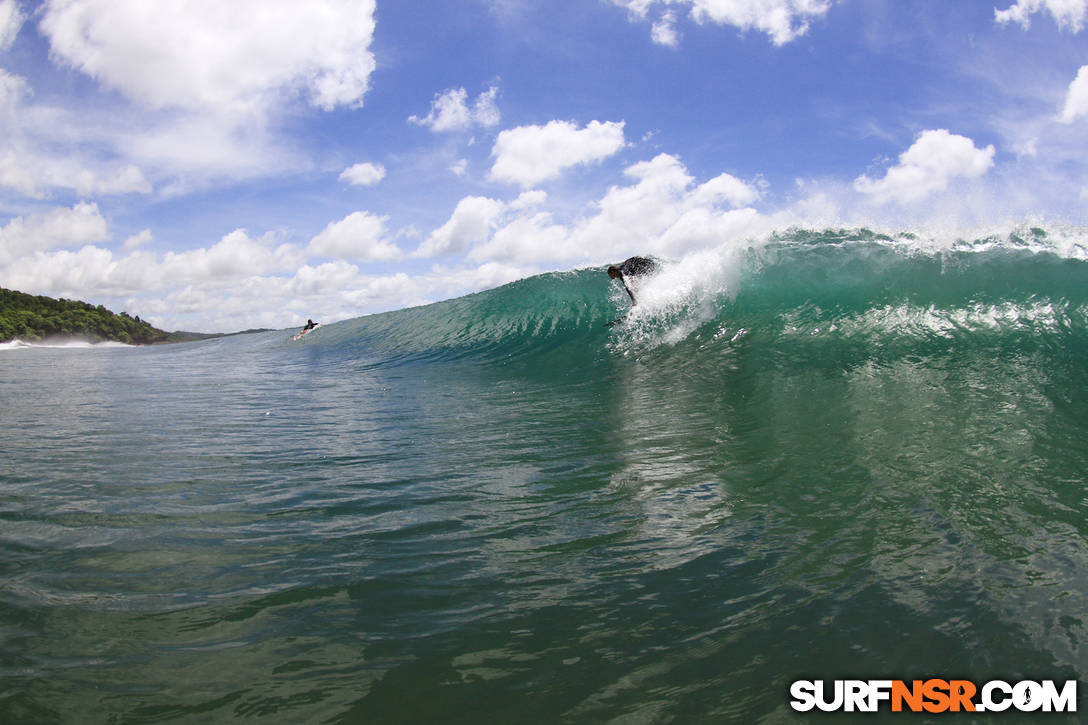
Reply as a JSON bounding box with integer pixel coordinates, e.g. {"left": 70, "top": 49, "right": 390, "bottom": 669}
{"left": 415, "top": 190, "right": 558, "bottom": 261}
{"left": 1058, "top": 65, "right": 1088, "bottom": 122}
{"left": 289, "top": 260, "right": 362, "bottom": 296}
{"left": 339, "top": 162, "right": 386, "bottom": 186}
{"left": 994, "top": 0, "right": 1087, "bottom": 32}
{"left": 0, "top": 62, "right": 284, "bottom": 198}
{"left": 592, "top": 154, "right": 704, "bottom": 243}
{"left": 450, "top": 158, "right": 468, "bottom": 176}
{"left": 490, "top": 120, "right": 626, "bottom": 187}
{"left": 472, "top": 85, "right": 502, "bottom": 127}
{"left": 308, "top": 211, "right": 401, "bottom": 261}
{"left": 469, "top": 212, "right": 570, "bottom": 263}
{"left": 162, "top": 229, "right": 300, "bottom": 282}
{"left": 409, "top": 85, "right": 501, "bottom": 132}
{"left": 614, "top": 0, "right": 831, "bottom": 46}
{"left": 0, "top": 152, "right": 38, "bottom": 197}
{"left": 508, "top": 189, "right": 549, "bottom": 210}
{"left": 0, "top": 201, "right": 108, "bottom": 265}
{"left": 0, "top": 148, "right": 152, "bottom": 198}
{"left": 2, "top": 244, "right": 117, "bottom": 297}
{"left": 123, "top": 229, "right": 152, "bottom": 250}
{"left": 428, "top": 154, "right": 765, "bottom": 266}
{"left": 0, "top": 0, "right": 24, "bottom": 51}
{"left": 38, "top": 0, "right": 377, "bottom": 115}
{"left": 853, "top": 129, "right": 996, "bottom": 204}
{"left": 413, "top": 196, "right": 506, "bottom": 258}
{"left": 651, "top": 12, "right": 680, "bottom": 46}
{"left": 341, "top": 272, "right": 428, "bottom": 311}
{"left": 692, "top": 171, "right": 761, "bottom": 207}
{"left": 570, "top": 153, "right": 765, "bottom": 259}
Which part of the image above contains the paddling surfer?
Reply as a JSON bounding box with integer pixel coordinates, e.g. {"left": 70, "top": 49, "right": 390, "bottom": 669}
{"left": 292, "top": 319, "right": 319, "bottom": 340}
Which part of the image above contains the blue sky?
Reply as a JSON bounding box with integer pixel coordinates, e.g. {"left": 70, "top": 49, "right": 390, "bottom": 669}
{"left": 1, "top": 0, "right": 1087, "bottom": 332}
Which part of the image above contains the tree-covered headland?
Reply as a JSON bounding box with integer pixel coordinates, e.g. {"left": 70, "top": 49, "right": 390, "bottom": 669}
{"left": 0, "top": 287, "right": 170, "bottom": 344}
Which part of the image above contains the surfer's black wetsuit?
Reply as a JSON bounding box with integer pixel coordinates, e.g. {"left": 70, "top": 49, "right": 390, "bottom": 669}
{"left": 607, "top": 256, "right": 656, "bottom": 305}
{"left": 614, "top": 256, "right": 655, "bottom": 277}
{"left": 303, "top": 319, "right": 318, "bottom": 331}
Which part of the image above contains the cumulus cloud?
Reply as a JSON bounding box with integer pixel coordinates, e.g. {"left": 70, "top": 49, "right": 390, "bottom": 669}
{"left": 614, "top": 0, "right": 832, "bottom": 46}
{"left": 289, "top": 260, "right": 363, "bottom": 297}
{"left": 414, "top": 190, "right": 562, "bottom": 260}
{"left": 994, "top": 0, "right": 1087, "bottom": 32}
{"left": 0, "top": 153, "right": 37, "bottom": 197}
{"left": 38, "top": 0, "right": 378, "bottom": 115}
{"left": 1059, "top": 65, "right": 1088, "bottom": 122}
{"left": 409, "top": 85, "right": 501, "bottom": 132}
{"left": 1, "top": 224, "right": 320, "bottom": 313}
{"left": 122, "top": 229, "right": 152, "bottom": 249}
{"left": 469, "top": 212, "right": 570, "bottom": 263}
{"left": 569, "top": 153, "right": 765, "bottom": 260}
{"left": 422, "top": 154, "right": 765, "bottom": 267}
{"left": 339, "top": 162, "right": 386, "bottom": 186}
{"left": 507, "top": 189, "right": 549, "bottom": 211}
{"left": 308, "top": 211, "right": 401, "bottom": 261}
{"left": 0, "top": 0, "right": 24, "bottom": 50}
{"left": 412, "top": 196, "right": 506, "bottom": 258}
{"left": 2, "top": 244, "right": 119, "bottom": 297}
{"left": 853, "top": 129, "right": 995, "bottom": 204}
{"left": 0, "top": 202, "right": 108, "bottom": 265}
{"left": 692, "top": 170, "right": 761, "bottom": 207}
{"left": 162, "top": 229, "right": 301, "bottom": 282}
{"left": 490, "top": 120, "right": 626, "bottom": 187}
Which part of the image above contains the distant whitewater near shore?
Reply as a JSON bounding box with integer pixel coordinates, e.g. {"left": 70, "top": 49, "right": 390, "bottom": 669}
{"left": 0, "top": 339, "right": 136, "bottom": 350}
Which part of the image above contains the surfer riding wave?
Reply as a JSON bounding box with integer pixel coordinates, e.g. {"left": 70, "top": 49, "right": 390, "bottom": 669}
{"left": 606, "top": 256, "right": 656, "bottom": 327}
{"left": 607, "top": 256, "right": 656, "bottom": 306}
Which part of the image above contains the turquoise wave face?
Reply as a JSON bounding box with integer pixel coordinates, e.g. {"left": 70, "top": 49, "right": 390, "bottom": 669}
{"left": 303, "top": 227, "right": 1088, "bottom": 371}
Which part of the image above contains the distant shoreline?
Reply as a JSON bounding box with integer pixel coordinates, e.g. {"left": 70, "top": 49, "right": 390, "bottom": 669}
{"left": 159, "top": 329, "right": 275, "bottom": 344}
{"left": 0, "top": 287, "right": 270, "bottom": 345}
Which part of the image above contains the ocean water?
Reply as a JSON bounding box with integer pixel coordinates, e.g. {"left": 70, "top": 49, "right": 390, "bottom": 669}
{"left": 2, "top": 227, "right": 1087, "bottom": 723}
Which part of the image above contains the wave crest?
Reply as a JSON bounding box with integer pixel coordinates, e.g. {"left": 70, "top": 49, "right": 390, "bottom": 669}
{"left": 307, "top": 226, "right": 1088, "bottom": 366}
